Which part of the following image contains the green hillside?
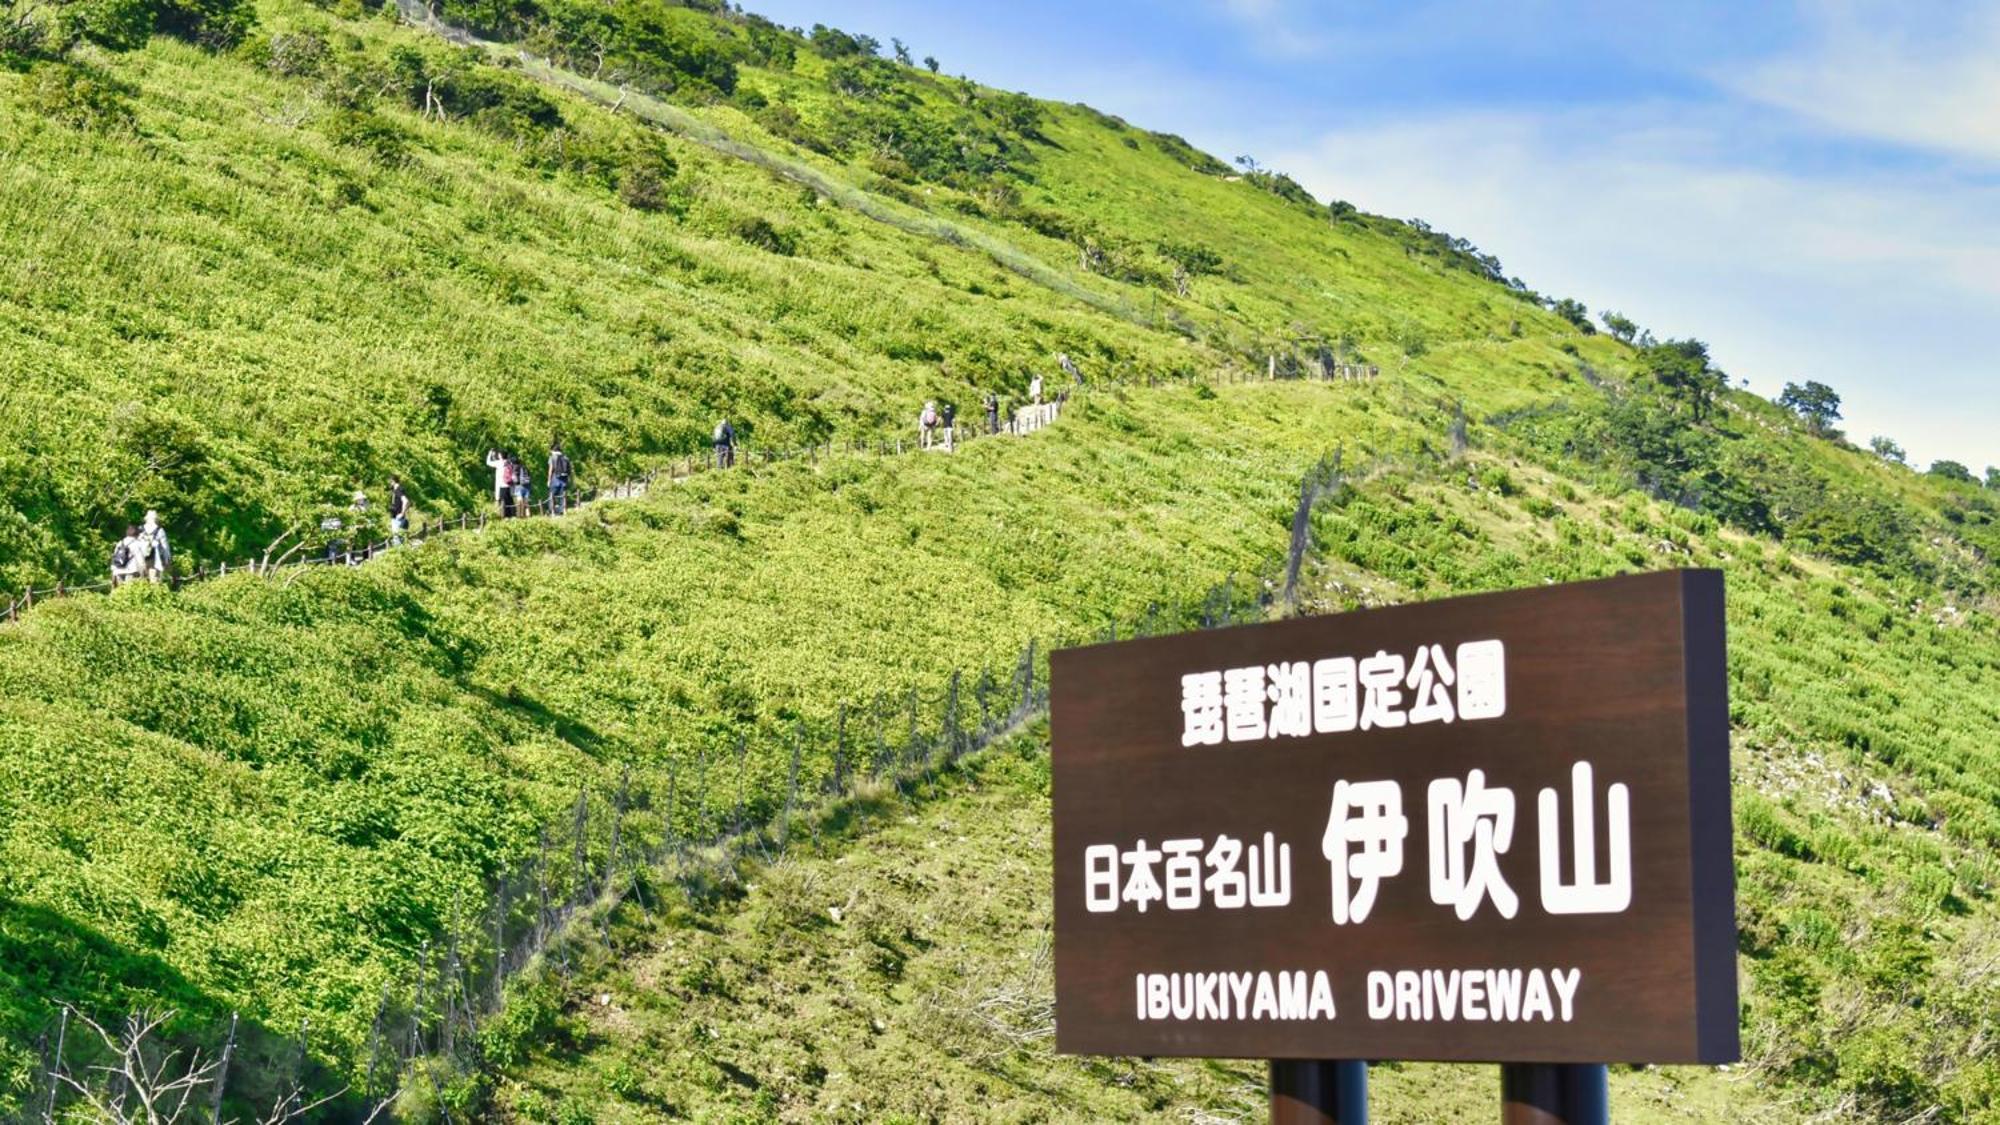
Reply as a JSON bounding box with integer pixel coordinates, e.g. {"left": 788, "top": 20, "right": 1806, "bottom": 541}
{"left": 1, "top": 0, "right": 1997, "bottom": 1120}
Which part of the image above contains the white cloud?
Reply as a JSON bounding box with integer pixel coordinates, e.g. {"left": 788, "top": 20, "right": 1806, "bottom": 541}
{"left": 1724, "top": 2, "right": 2000, "bottom": 166}
{"left": 1269, "top": 102, "right": 2000, "bottom": 469}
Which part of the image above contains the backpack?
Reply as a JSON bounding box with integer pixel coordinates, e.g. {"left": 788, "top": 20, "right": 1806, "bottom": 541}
{"left": 715, "top": 422, "right": 732, "bottom": 444}
{"left": 552, "top": 452, "right": 571, "bottom": 481}
{"left": 112, "top": 541, "right": 131, "bottom": 569}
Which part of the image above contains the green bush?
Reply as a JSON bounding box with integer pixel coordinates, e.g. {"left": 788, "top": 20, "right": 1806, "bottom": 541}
{"left": 19, "top": 60, "right": 134, "bottom": 130}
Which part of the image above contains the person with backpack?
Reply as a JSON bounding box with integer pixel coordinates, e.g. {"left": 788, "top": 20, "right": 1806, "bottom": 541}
{"left": 387, "top": 477, "right": 410, "bottom": 547}
{"left": 485, "top": 449, "right": 510, "bottom": 517}
{"left": 919, "top": 401, "right": 940, "bottom": 450}
{"left": 714, "top": 418, "right": 736, "bottom": 470}
{"left": 110, "top": 526, "right": 146, "bottom": 587}
{"left": 510, "top": 454, "right": 531, "bottom": 516}
{"left": 984, "top": 392, "right": 999, "bottom": 435}
{"left": 941, "top": 401, "right": 957, "bottom": 451}
{"left": 138, "top": 510, "right": 171, "bottom": 583}
{"left": 547, "top": 442, "right": 573, "bottom": 516}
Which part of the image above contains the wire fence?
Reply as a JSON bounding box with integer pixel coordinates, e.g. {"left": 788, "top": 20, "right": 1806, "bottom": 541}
{"left": 12, "top": 565, "right": 1293, "bottom": 1124}
{"left": 4, "top": 360, "right": 1396, "bottom": 1122}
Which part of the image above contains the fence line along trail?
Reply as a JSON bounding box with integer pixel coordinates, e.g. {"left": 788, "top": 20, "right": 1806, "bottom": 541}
{"left": 13, "top": 363, "right": 1396, "bottom": 1120}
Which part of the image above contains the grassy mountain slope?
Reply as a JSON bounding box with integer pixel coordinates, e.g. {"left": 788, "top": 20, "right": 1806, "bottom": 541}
{"left": 0, "top": 0, "right": 1997, "bottom": 1120}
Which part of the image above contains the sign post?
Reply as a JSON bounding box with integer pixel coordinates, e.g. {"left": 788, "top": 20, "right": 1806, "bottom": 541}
{"left": 1050, "top": 570, "right": 1736, "bottom": 1121}
{"left": 1271, "top": 1059, "right": 1367, "bottom": 1124}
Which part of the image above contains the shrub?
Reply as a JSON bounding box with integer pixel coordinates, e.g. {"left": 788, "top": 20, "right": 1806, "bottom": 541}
{"left": 731, "top": 215, "right": 796, "bottom": 255}
{"left": 19, "top": 60, "right": 135, "bottom": 131}
{"left": 263, "top": 28, "right": 331, "bottom": 78}
{"left": 321, "top": 107, "right": 408, "bottom": 165}
{"left": 152, "top": 0, "right": 255, "bottom": 48}
{"left": 617, "top": 146, "right": 677, "bottom": 211}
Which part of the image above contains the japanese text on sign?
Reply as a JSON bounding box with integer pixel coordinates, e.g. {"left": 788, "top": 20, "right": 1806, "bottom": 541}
{"left": 1180, "top": 640, "right": 1506, "bottom": 747}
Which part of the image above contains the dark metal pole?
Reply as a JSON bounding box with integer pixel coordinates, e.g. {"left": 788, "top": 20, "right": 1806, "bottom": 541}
{"left": 1270, "top": 1059, "right": 1367, "bottom": 1124}
{"left": 1501, "top": 1063, "right": 1607, "bottom": 1125}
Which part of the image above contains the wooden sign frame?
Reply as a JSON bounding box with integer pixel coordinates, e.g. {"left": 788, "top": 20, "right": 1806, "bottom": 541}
{"left": 1051, "top": 569, "right": 1737, "bottom": 1065}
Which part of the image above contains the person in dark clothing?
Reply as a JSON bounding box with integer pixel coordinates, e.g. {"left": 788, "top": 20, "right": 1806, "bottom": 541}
{"left": 984, "top": 393, "right": 1000, "bottom": 435}
{"left": 714, "top": 418, "right": 736, "bottom": 470}
{"left": 510, "top": 455, "right": 531, "bottom": 515}
{"left": 547, "top": 442, "right": 573, "bottom": 516}
{"left": 388, "top": 477, "right": 411, "bottom": 546}
{"left": 941, "top": 401, "right": 957, "bottom": 451}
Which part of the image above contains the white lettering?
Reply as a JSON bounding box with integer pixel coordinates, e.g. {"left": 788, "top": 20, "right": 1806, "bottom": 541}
{"left": 1427, "top": 769, "right": 1520, "bottom": 920}
{"left": 1538, "top": 761, "right": 1633, "bottom": 915}
{"left": 1309, "top": 970, "right": 1337, "bottom": 1020}
{"left": 1395, "top": 970, "right": 1421, "bottom": 1020}
{"left": 1227, "top": 972, "right": 1253, "bottom": 1019}
{"left": 1552, "top": 967, "right": 1581, "bottom": 1022}
{"left": 1358, "top": 650, "right": 1408, "bottom": 729}
{"left": 1253, "top": 972, "right": 1279, "bottom": 1019}
{"left": 1198, "top": 973, "right": 1223, "bottom": 1020}
{"left": 1247, "top": 832, "right": 1293, "bottom": 907}
{"left": 1180, "top": 671, "right": 1225, "bottom": 746}
{"left": 1266, "top": 661, "right": 1312, "bottom": 737}
{"left": 1224, "top": 665, "right": 1267, "bottom": 742}
{"left": 1522, "top": 970, "right": 1554, "bottom": 1022}
{"left": 1279, "top": 971, "right": 1309, "bottom": 1020}
{"left": 1312, "top": 656, "right": 1358, "bottom": 733}
{"left": 1462, "top": 971, "right": 1486, "bottom": 1020}
{"left": 1323, "top": 779, "right": 1407, "bottom": 925}
{"left": 1456, "top": 639, "right": 1507, "bottom": 719}
{"left": 1367, "top": 972, "right": 1393, "bottom": 1020}
{"left": 1147, "top": 974, "right": 1170, "bottom": 1019}
{"left": 1161, "top": 838, "right": 1204, "bottom": 910}
{"left": 1486, "top": 969, "right": 1522, "bottom": 1020}
{"left": 1084, "top": 844, "right": 1120, "bottom": 912}
{"left": 1204, "top": 835, "right": 1247, "bottom": 908}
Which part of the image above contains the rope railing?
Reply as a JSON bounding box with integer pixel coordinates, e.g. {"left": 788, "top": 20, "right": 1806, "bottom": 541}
{"left": 0, "top": 396, "right": 1078, "bottom": 627}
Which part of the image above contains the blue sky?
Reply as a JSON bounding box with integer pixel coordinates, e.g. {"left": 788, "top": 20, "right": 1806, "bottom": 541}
{"left": 743, "top": 0, "right": 1999, "bottom": 473}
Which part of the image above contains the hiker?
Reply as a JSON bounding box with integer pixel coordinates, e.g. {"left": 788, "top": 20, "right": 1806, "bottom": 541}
{"left": 1029, "top": 373, "right": 1044, "bottom": 404}
{"left": 1059, "top": 352, "right": 1082, "bottom": 386}
{"left": 138, "top": 510, "right": 171, "bottom": 583}
{"left": 919, "top": 400, "right": 940, "bottom": 450}
{"left": 510, "top": 454, "right": 532, "bottom": 516}
{"left": 984, "top": 392, "right": 999, "bottom": 435}
{"left": 714, "top": 418, "right": 736, "bottom": 470}
{"left": 547, "top": 442, "right": 573, "bottom": 516}
{"left": 941, "top": 401, "right": 957, "bottom": 451}
{"left": 110, "top": 525, "right": 146, "bottom": 587}
{"left": 485, "top": 449, "right": 510, "bottom": 516}
{"left": 387, "top": 477, "right": 410, "bottom": 547}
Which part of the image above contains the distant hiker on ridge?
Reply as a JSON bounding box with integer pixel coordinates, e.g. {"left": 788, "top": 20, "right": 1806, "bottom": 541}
{"left": 388, "top": 477, "right": 410, "bottom": 547}
{"left": 111, "top": 525, "right": 145, "bottom": 587}
{"left": 485, "top": 449, "right": 511, "bottom": 517}
{"left": 547, "top": 442, "right": 573, "bottom": 516}
{"left": 941, "top": 401, "right": 957, "bottom": 451}
{"left": 984, "top": 392, "right": 999, "bottom": 435}
{"left": 509, "top": 454, "right": 531, "bottom": 516}
{"left": 919, "top": 400, "right": 940, "bottom": 450}
{"left": 138, "top": 510, "right": 171, "bottom": 584}
{"left": 1029, "top": 373, "right": 1044, "bottom": 405}
{"left": 714, "top": 418, "right": 736, "bottom": 470}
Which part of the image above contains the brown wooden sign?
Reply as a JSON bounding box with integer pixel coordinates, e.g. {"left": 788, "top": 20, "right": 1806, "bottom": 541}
{"left": 1051, "top": 569, "right": 1736, "bottom": 1064}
